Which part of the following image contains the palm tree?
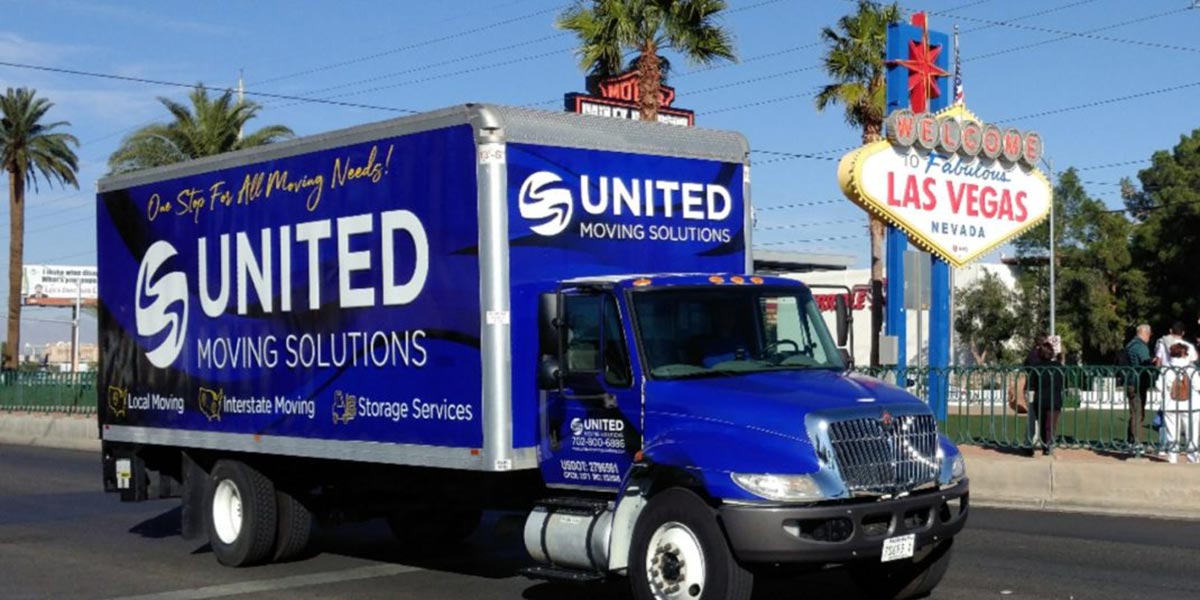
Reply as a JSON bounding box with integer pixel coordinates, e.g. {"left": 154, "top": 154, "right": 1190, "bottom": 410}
{"left": 816, "top": 0, "right": 900, "bottom": 367}
{"left": 0, "top": 88, "right": 79, "bottom": 370}
{"left": 109, "top": 84, "right": 293, "bottom": 174}
{"left": 558, "top": 0, "right": 735, "bottom": 122}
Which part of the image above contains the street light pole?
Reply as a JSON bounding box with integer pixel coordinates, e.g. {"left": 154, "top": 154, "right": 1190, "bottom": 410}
{"left": 70, "top": 276, "right": 81, "bottom": 373}
{"left": 1044, "top": 156, "right": 1056, "bottom": 337}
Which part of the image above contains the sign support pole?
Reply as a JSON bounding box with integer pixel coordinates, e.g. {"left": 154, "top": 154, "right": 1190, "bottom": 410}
{"left": 929, "top": 257, "right": 950, "bottom": 421}
{"left": 884, "top": 23, "right": 909, "bottom": 376}
{"left": 884, "top": 14, "right": 951, "bottom": 417}
{"left": 886, "top": 227, "right": 907, "bottom": 373}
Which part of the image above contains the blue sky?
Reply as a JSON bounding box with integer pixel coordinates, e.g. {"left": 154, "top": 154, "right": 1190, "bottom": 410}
{"left": 2, "top": 0, "right": 1199, "bottom": 344}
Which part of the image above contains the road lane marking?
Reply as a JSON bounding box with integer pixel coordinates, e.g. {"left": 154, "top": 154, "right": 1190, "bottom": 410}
{"left": 106, "top": 564, "right": 425, "bottom": 600}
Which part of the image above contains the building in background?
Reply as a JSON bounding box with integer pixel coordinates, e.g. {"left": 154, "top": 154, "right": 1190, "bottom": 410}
{"left": 23, "top": 342, "right": 98, "bottom": 371}
{"left": 790, "top": 261, "right": 1021, "bottom": 367}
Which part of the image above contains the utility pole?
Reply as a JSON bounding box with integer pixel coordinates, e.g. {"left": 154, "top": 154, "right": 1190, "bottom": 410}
{"left": 70, "top": 275, "right": 81, "bottom": 373}
{"left": 237, "top": 69, "right": 245, "bottom": 142}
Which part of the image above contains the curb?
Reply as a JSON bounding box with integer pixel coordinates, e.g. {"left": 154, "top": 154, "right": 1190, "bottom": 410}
{"left": 0, "top": 412, "right": 100, "bottom": 452}
{"left": 965, "top": 450, "right": 1200, "bottom": 521}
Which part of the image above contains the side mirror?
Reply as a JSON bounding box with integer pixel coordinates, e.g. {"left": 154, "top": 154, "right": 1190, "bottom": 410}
{"left": 839, "top": 348, "right": 854, "bottom": 369}
{"left": 835, "top": 294, "right": 851, "bottom": 348}
{"left": 538, "top": 356, "right": 561, "bottom": 390}
{"left": 538, "top": 293, "right": 560, "bottom": 357}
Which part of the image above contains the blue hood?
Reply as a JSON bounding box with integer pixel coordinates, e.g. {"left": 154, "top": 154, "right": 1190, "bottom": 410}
{"left": 639, "top": 370, "right": 931, "bottom": 499}
{"left": 646, "top": 369, "right": 927, "bottom": 438}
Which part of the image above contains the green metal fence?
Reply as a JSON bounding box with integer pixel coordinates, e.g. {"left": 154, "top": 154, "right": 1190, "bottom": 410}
{"left": 856, "top": 365, "right": 1197, "bottom": 457}
{"left": 3, "top": 364, "right": 1193, "bottom": 457}
{"left": 0, "top": 371, "right": 96, "bottom": 414}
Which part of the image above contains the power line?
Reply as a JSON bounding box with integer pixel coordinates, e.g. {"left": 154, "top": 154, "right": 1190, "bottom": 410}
{"left": 960, "top": 0, "right": 1100, "bottom": 35}
{"left": 752, "top": 148, "right": 840, "bottom": 163}
{"left": 673, "top": 41, "right": 823, "bottom": 80}
{"left": 294, "top": 33, "right": 569, "bottom": 98}
{"left": 954, "top": 7, "right": 1197, "bottom": 60}
{"left": 0, "top": 60, "right": 420, "bottom": 114}
{"left": 756, "top": 199, "right": 847, "bottom": 212}
{"left": 265, "top": 0, "right": 788, "bottom": 104}
{"left": 518, "top": 40, "right": 825, "bottom": 108}
{"left": 30, "top": 249, "right": 95, "bottom": 265}
{"left": 689, "top": 65, "right": 821, "bottom": 96}
{"left": 757, "top": 233, "right": 870, "bottom": 247}
{"left": 1076, "top": 159, "right": 1148, "bottom": 171}
{"left": 295, "top": 47, "right": 572, "bottom": 104}
{"left": 254, "top": 5, "right": 564, "bottom": 86}
{"left": 755, "top": 217, "right": 863, "bottom": 231}
{"left": 999, "top": 79, "right": 1200, "bottom": 123}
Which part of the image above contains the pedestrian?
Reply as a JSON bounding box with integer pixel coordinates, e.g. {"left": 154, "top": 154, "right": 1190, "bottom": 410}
{"left": 1155, "top": 321, "right": 1197, "bottom": 366}
{"left": 1153, "top": 322, "right": 1196, "bottom": 453}
{"left": 1025, "top": 338, "right": 1065, "bottom": 456}
{"left": 1124, "top": 324, "right": 1158, "bottom": 447}
{"left": 1155, "top": 342, "right": 1200, "bottom": 464}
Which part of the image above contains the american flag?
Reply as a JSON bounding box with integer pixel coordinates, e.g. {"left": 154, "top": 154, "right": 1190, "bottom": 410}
{"left": 953, "top": 25, "right": 964, "bottom": 104}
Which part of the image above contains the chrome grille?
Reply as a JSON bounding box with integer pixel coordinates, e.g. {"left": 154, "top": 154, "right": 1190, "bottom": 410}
{"left": 827, "top": 414, "right": 939, "bottom": 494}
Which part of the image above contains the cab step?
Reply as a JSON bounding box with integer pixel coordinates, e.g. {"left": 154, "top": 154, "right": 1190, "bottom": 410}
{"left": 536, "top": 496, "right": 611, "bottom": 515}
{"left": 520, "top": 565, "right": 606, "bottom": 583}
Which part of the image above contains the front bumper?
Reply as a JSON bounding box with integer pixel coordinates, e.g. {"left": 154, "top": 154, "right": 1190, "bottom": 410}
{"left": 719, "top": 479, "right": 969, "bottom": 564}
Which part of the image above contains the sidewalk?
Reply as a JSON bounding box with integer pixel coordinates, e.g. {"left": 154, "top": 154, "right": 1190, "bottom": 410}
{"left": 3, "top": 412, "right": 1198, "bottom": 520}
{"left": 961, "top": 445, "right": 1200, "bottom": 520}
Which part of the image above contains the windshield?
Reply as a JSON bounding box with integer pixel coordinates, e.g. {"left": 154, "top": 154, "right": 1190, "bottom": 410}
{"left": 631, "top": 287, "right": 844, "bottom": 379}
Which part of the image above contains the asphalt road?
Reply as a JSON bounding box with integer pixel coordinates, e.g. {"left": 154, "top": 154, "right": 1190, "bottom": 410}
{"left": 3, "top": 443, "right": 1199, "bottom": 600}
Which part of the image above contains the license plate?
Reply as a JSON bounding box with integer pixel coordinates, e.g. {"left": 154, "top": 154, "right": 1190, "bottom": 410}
{"left": 880, "top": 534, "right": 915, "bottom": 562}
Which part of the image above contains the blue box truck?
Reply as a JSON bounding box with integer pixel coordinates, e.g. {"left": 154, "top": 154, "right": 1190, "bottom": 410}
{"left": 97, "top": 104, "right": 968, "bottom": 600}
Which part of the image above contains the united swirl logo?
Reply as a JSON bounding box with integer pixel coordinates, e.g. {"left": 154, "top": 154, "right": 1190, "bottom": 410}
{"left": 518, "top": 171, "right": 573, "bottom": 236}
{"left": 135, "top": 241, "right": 189, "bottom": 368}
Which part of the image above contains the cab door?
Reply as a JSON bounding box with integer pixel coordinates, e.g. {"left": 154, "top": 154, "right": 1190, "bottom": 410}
{"left": 538, "top": 290, "right": 640, "bottom": 491}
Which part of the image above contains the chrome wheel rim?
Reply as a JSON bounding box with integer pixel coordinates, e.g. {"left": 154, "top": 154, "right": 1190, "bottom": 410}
{"left": 212, "top": 479, "right": 243, "bottom": 545}
{"left": 646, "top": 521, "right": 706, "bottom": 599}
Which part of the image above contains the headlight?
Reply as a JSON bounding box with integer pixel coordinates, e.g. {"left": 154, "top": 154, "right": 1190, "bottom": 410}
{"left": 951, "top": 454, "right": 966, "bottom": 482}
{"left": 731, "top": 473, "right": 825, "bottom": 502}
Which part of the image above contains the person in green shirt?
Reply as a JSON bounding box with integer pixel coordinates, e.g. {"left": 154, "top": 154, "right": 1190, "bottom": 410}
{"left": 1125, "top": 324, "right": 1158, "bottom": 446}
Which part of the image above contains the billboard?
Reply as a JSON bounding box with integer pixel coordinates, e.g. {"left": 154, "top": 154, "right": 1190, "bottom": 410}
{"left": 98, "top": 125, "right": 485, "bottom": 449}
{"left": 565, "top": 70, "right": 696, "bottom": 127}
{"left": 838, "top": 104, "right": 1051, "bottom": 267}
{"left": 21, "top": 265, "right": 98, "bottom": 306}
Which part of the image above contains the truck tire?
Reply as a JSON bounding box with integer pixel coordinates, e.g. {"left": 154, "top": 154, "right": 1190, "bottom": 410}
{"left": 206, "top": 460, "right": 277, "bottom": 567}
{"left": 272, "top": 488, "right": 314, "bottom": 562}
{"left": 851, "top": 538, "right": 954, "bottom": 600}
{"left": 387, "top": 508, "right": 481, "bottom": 547}
{"left": 628, "top": 488, "right": 753, "bottom": 600}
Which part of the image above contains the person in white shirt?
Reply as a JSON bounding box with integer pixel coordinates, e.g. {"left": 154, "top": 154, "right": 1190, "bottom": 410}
{"left": 1155, "top": 321, "right": 1197, "bottom": 366}
{"left": 1155, "top": 342, "right": 1200, "bottom": 464}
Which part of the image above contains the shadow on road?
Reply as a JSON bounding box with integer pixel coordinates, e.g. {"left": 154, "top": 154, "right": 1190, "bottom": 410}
{"left": 121, "top": 507, "right": 875, "bottom": 599}
{"left": 314, "top": 511, "right": 534, "bottom": 579}
{"left": 128, "top": 506, "right": 182, "bottom": 538}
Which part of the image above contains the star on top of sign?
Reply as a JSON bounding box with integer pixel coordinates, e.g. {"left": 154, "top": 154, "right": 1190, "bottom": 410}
{"left": 887, "top": 13, "right": 948, "bottom": 113}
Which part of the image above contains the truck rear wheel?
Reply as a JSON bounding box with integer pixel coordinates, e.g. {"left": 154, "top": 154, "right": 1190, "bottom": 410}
{"left": 272, "top": 488, "right": 314, "bottom": 562}
{"left": 628, "top": 488, "right": 753, "bottom": 600}
{"left": 207, "top": 460, "right": 277, "bottom": 567}
{"left": 850, "top": 538, "right": 954, "bottom": 600}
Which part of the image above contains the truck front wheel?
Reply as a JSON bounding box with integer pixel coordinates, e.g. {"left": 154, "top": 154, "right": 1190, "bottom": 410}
{"left": 850, "top": 538, "right": 954, "bottom": 600}
{"left": 207, "top": 460, "right": 278, "bottom": 567}
{"left": 628, "top": 488, "right": 753, "bottom": 600}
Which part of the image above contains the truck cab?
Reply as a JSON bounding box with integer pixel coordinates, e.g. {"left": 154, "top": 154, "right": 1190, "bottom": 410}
{"left": 527, "top": 273, "right": 968, "bottom": 599}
